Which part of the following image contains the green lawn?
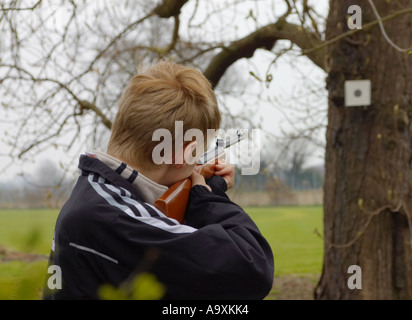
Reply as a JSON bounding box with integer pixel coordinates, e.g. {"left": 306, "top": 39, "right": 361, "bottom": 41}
{"left": 247, "top": 206, "right": 323, "bottom": 276}
{"left": 0, "top": 209, "right": 58, "bottom": 299}
{"left": 0, "top": 209, "right": 58, "bottom": 254}
{"left": 0, "top": 206, "right": 323, "bottom": 299}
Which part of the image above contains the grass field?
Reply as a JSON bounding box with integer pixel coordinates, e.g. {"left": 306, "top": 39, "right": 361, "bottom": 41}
{"left": 246, "top": 206, "right": 323, "bottom": 276}
{"left": 0, "top": 206, "right": 323, "bottom": 299}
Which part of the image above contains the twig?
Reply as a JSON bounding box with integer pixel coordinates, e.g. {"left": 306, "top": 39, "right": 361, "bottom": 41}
{"left": 367, "top": 0, "right": 412, "bottom": 53}
{"left": 0, "top": 0, "right": 42, "bottom": 11}
{"left": 303, "top": 6, "right": 412, "bottom": 55}
{"left": 330, "top": 201, "right": 410, "bottom": 249}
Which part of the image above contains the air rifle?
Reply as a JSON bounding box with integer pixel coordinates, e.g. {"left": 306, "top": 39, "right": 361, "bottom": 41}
{"left": 154, "top": 130, "right": 245, "bottom": 223}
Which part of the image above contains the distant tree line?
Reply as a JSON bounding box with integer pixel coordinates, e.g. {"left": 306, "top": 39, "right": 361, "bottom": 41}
{"left": 0, "top": 160, "right": 75, "bottom": 209}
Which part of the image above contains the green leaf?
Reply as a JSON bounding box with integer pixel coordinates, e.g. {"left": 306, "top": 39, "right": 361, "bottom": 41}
{"left": 131, "top": 272, "right": 165, "bottom": 300}
{"left": 98, "top": 272, "right": 165, "bottom": 300}
{"left": 98, "top": 284, "right": 128, "bottom": 300}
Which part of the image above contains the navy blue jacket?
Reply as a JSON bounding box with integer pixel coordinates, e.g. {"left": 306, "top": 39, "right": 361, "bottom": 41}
{"left": 43, "top": 154, "right": 274, "bottom": 299}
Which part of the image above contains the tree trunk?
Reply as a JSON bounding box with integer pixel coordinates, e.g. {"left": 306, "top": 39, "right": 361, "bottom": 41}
{"left": 316, "top": 0, "right": 412, "bottom": 299}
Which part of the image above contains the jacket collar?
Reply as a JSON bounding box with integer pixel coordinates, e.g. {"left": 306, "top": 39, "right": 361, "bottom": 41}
{"left": 78, "top": 152, "right": 168, "bottom": 204}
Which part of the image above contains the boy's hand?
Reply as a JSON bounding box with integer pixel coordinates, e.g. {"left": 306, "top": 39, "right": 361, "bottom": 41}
{"left": 214, "top": 160, "right": 235, "bottom": 190}
{"left": 190, "top": 168, "right": 212, "bottom": 192}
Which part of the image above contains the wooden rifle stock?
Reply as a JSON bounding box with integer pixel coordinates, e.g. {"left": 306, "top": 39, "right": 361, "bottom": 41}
{"left": 154, "top": 163, "right": 216, "bottom": 223}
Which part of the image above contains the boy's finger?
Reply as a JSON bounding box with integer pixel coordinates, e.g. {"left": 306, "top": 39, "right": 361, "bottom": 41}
{"left": 215, "top": 163, "right": 229, "bottom": 170}
{"left": 193, "top": 166, "right": 203, "bottom": 175}
{"left": 215, "top": 164, "right": 233, "bottom": 171}
{"left": 191, "top": 172, "right": 204, "bottom": 184}
{"left": 215, "top": 168, "right": 233, "bottom": 175}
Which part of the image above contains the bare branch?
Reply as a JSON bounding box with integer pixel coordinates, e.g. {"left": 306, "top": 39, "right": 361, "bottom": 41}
{"left": 1, "top": 63, "right": 113, "bottom": 129}
{"left": 79, "top": 10, "right": 156, "bottom": 81}
{"left": 367, "top": 0, "right": 412, "bottom": 53}
{"left": 204, "top": 20, "right": 326, "bottom": 88}
{"left": 164, "top": 15, "right": 180, "bottom": 54}
{"left": 154, "top": 0, "right": 189, "bottom": 18}
{"left": 0, "top": 0, "right": 42, "bottom": 11}
{"left": 18, "top": 112, "right": 82, "bottom": 159}
{"left": 79, "top": 100, "right": 112, "bottom": 130}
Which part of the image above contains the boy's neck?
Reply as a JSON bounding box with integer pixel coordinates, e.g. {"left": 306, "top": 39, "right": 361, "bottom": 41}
{"left": 108, "top": 151, "right": 196, "bottom": 188}
{"left": 128, "top": 162, "right": 173, "bottom": 187}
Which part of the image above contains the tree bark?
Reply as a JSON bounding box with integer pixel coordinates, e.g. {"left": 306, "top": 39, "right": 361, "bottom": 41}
{"left": 316, "top": 0, "right": 412, "bottom": 299}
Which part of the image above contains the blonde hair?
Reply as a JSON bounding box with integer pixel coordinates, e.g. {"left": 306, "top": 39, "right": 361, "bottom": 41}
{"left": 107, "top": 61, "right": 221, "bottom": 169}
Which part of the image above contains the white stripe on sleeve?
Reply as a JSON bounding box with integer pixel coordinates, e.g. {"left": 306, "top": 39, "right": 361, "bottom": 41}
{"left": 88, "top": 174, "right": 197, "bottom": 234}
{"left": 69, "top": 242, "right": 119, "bottom": 264}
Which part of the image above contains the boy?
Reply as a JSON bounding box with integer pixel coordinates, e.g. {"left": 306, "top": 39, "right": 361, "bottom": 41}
{"left": 43, "top": 61, "right": 274, "bottom": 299}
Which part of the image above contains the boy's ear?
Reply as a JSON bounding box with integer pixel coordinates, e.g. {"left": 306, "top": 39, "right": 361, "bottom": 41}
{"left": 174, "top": 141, "right": 197, "bottom": 168}
{"left": 184, "top": 141, "right": 198, "bottom": 165}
